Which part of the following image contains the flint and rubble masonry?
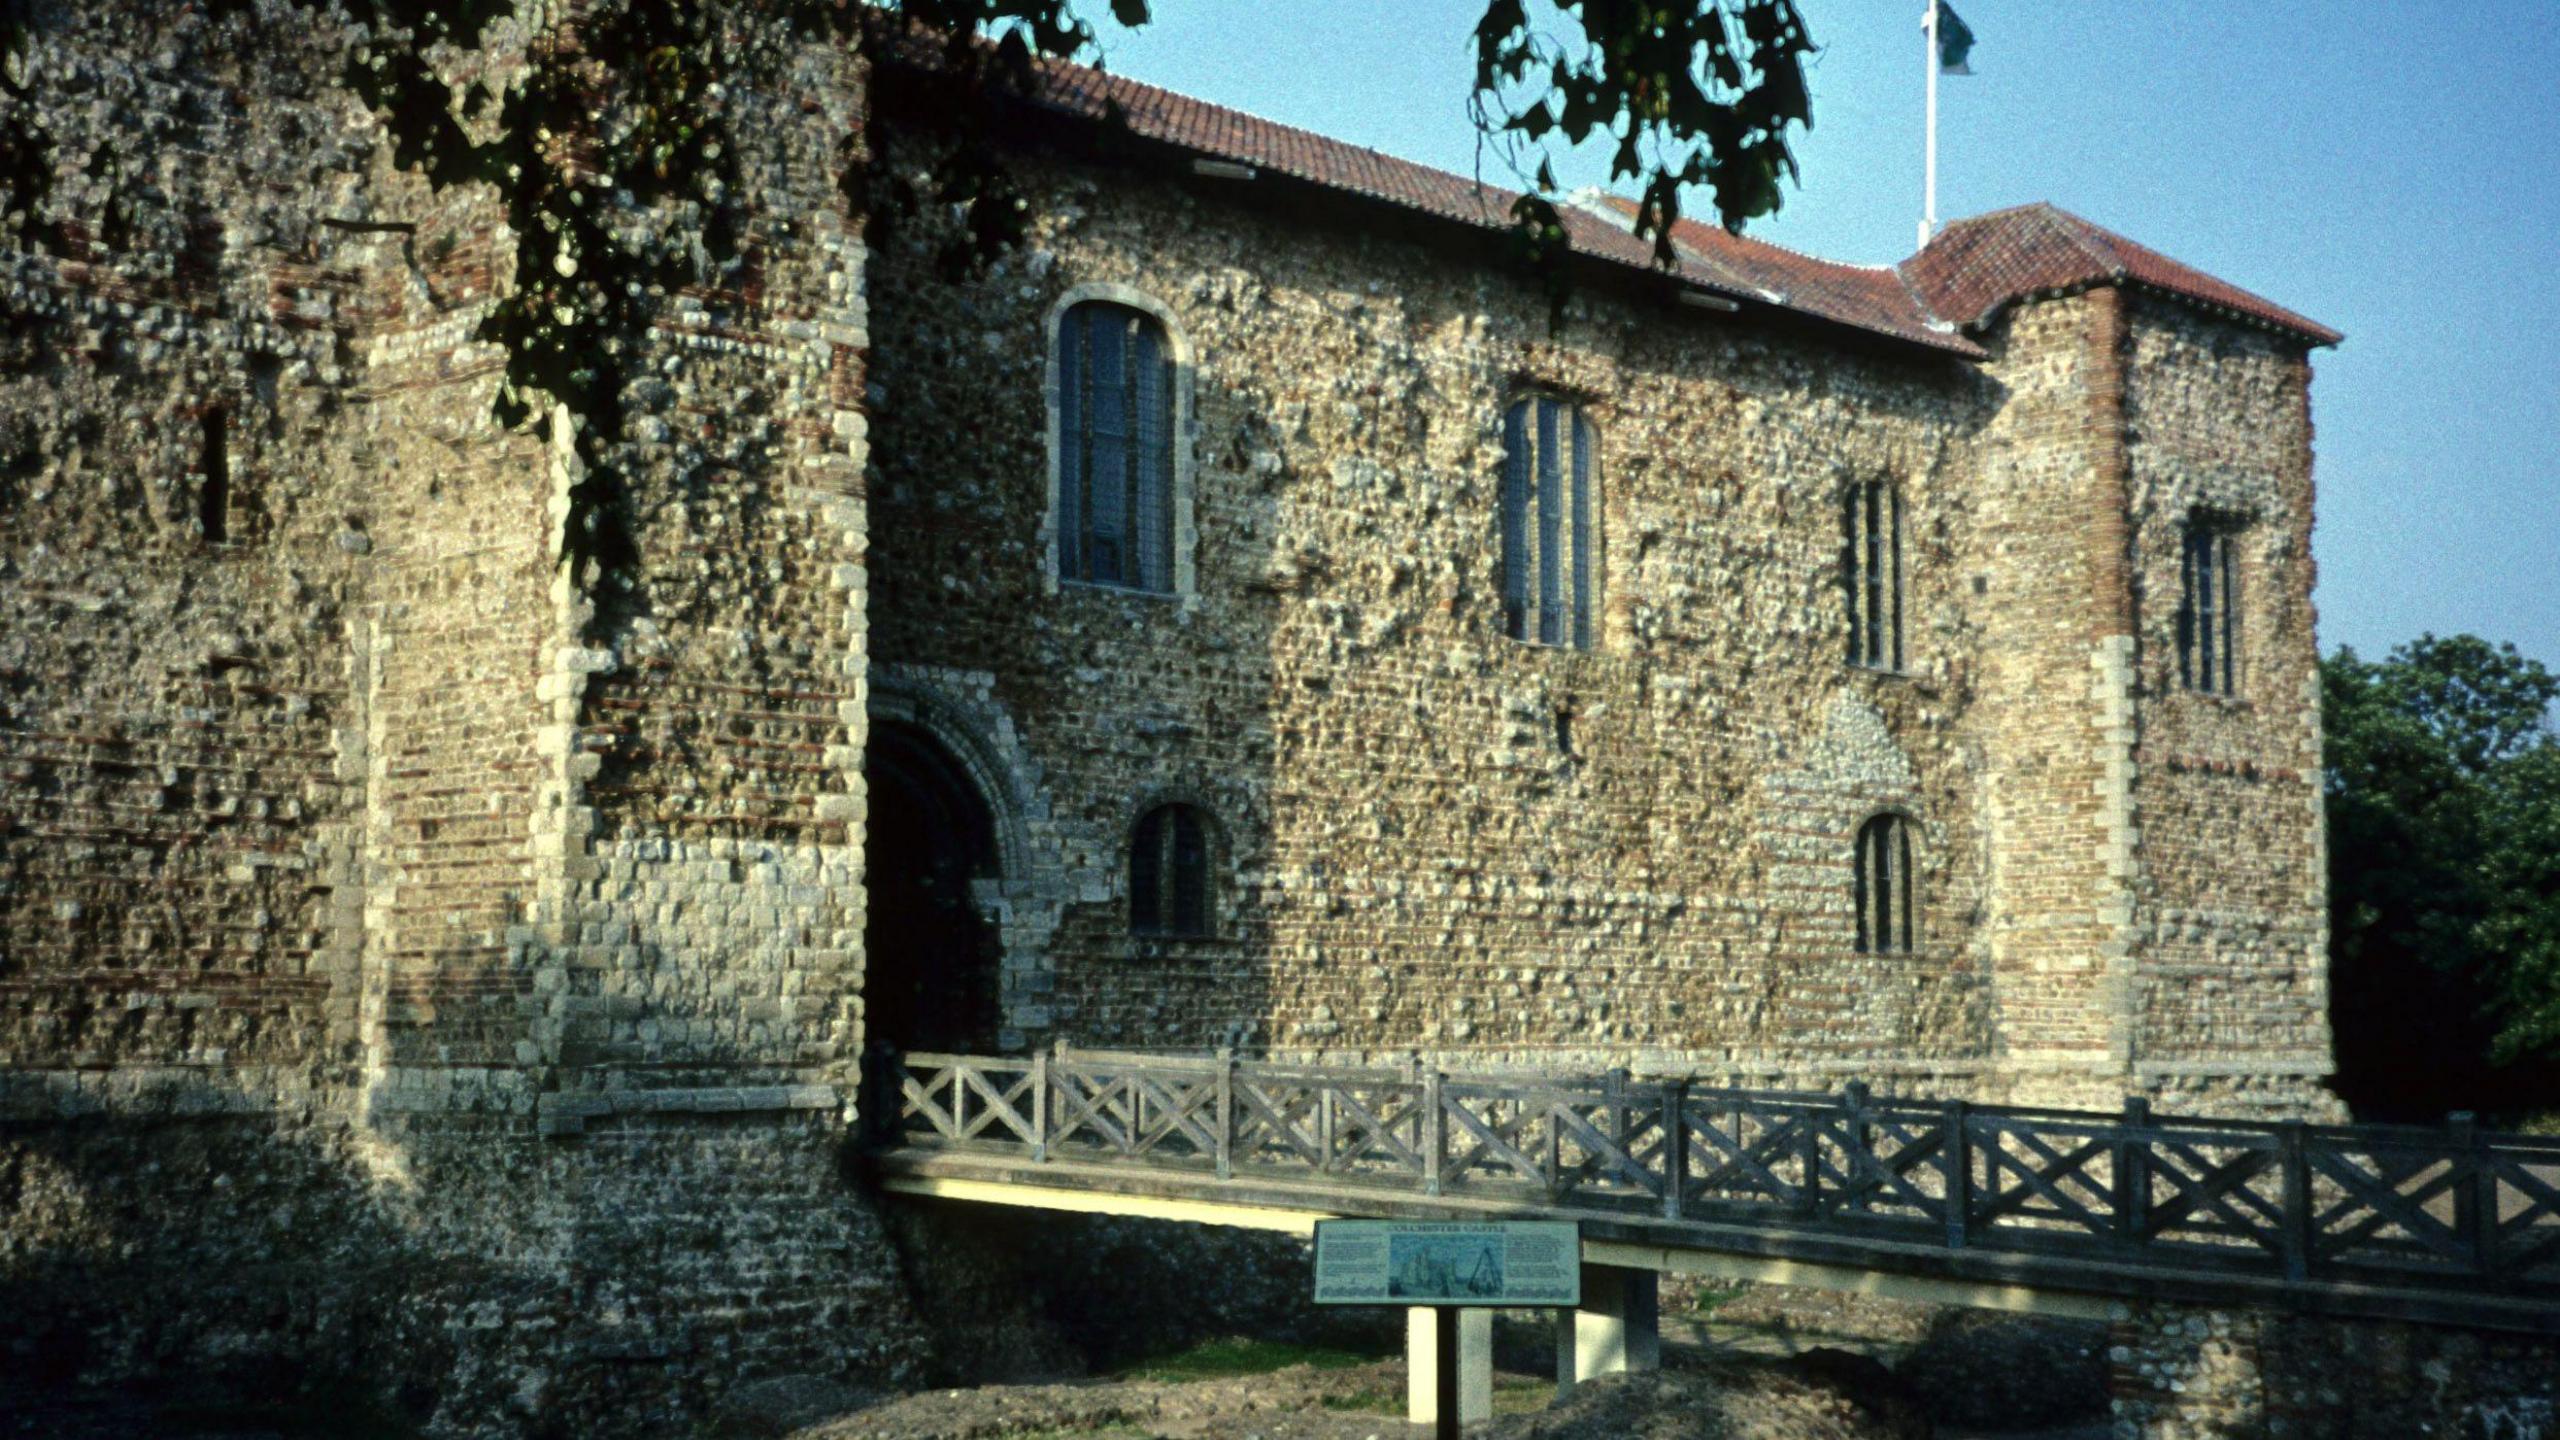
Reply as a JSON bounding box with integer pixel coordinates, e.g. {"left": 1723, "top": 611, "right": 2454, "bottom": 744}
{"left": 860, "top": 138, "right": 2328, "bottom": 1113}
{"left": 2, "top": 4, "right": 2326, "bottom": 1434}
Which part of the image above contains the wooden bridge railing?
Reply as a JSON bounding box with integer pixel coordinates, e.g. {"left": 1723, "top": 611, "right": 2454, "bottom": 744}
{"left": 873, "top": 1048, "right": 2560, "bottom": 1304}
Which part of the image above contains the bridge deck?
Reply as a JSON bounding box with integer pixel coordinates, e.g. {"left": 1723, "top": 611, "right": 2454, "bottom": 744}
{"left": 868, "top": 1049, "right": 2560, "bottom": 1335}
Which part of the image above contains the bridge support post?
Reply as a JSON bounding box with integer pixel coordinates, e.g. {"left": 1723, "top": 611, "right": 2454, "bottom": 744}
{"left": 1556, "top": 1263, "right": 1659, "bottom": 1399}
{"left": 1406, "top": 1307, "right": 1490, "bottom": 1432}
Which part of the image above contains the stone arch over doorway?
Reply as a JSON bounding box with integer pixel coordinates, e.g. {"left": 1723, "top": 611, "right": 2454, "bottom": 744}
{"left": 865, "top": 667, "right": 1087, "bottom": 1053}
{"left": 864, "top": 719, "right": 1005, "bottom": 1055}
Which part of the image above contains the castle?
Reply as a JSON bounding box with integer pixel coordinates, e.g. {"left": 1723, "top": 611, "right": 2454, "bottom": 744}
{"left": 1, "top": 5, "right": 2337, "bottom": 1432}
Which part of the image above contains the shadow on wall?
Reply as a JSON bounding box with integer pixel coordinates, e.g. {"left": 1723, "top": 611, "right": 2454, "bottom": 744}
{"left": 875, "top": 1198, "right": 1393, "bottom": 1386}
{"left": 0, "top": 1066, "right": 932, "bottom": 1439}
{"left": 1, "top": 1087, "right": 466, "bottom": 1436}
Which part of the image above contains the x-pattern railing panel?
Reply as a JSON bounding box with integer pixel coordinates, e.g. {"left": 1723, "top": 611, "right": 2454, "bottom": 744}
{"left": 1551, "top": 1094, "right": 1668, "bottom": 1202}
{"left": 1048, "top": 1069, "right": 1140, "bottom": 1155}
{"left": 1680, "top": 1098, "right": 1818, "bottom": 1212}
{"left": 2490, "top": 1157, "right": 2560, "bottom": 1275}
{"left": 1821, "top": 1103, "right": 1952, "bottom": 1225}
{"left": 2308, "top": 1139, "right": 2482, "bottom": 1274}
{"left": 899, "top": 1057, "right": 1040, "bottom": 1148}
{"left": 877, "top": 1050, "right": 2560, "bottom": 1305}
{"left": 1974, "top": 1117, "right": 2122, "bottom": 1238}
{"left": 2139, "top": 1132, "right": 2284, "bottom": 1258}
{"left": 1232, "top": 1077, "right": 1329, "bottom": 1170}
{"left": 1320, "top": 1081, "right": 1426, "bottom": 1178}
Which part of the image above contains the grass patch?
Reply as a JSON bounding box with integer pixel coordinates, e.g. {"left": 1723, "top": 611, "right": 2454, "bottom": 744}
{"left": 1691, "top": 1284, "right": 1752, "bottom": 1316}
{"left": 1113, "top": 1336, "right": 1383, "bottom": 1384}
{"left": 1492, "top": 1374, "right": 1552, "bottom": 1415}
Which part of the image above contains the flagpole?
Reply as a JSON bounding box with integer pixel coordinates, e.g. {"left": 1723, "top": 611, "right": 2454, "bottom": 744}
{"left": 1921, "top": 0, "right": 1939, "bottom": 249}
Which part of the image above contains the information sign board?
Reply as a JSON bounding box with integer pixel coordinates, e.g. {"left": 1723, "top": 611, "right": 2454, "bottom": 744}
{"left": 1311, "top": 1220, "right": 1580, "bottom": 1307}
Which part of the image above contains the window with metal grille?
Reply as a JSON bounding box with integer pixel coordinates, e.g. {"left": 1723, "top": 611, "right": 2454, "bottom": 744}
{"left": 1499, "top": 397, "right": 1599, "bottom": 648}
{"left": 1130, "top": 804, "right": 1211, "bottom": 938}
{"left": 1056, "top": 301, "right": 1176, "bottom": 591}
{"left": 2178, "top": 518, "right": 2241, "bottom": 696}
{"left": 1843, "top": 479, "right": 1904, "bottom": 670}
{"left": 1853, "top": 813, "right": 1917, "bottom": 955}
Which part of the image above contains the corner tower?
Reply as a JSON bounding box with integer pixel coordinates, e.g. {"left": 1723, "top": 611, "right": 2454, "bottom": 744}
{"left": 1908, "top": 205, "right": 2339, "bottom": 1116}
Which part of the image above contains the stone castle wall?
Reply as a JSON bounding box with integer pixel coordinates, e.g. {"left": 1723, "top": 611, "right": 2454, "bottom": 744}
{"left": 864, "top": 140, "right": 2001, "bottom": 1082}
{"left": 860, "top": 132, "right": 2331, "bottom": 1112}
{"left": 1, "top": 6, "right": 922, "bottom": 1434}
{"left": 0, "top": 0, "right": 378, "bottom": 1132}
{"left": 1, "top": 6, "right": 2335, "bottom": 1433}
{"left": 1942, "top": 286, "right": 2134, "bottom": 1103}
{"left": 2119, "top": 297, "right": 2331, "bottom": 1113}
{"left": 2112, "top": 1300, "right": 2560, "bottom": 1439}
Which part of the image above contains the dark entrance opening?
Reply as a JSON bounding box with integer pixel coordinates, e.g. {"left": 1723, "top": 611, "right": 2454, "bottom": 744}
{"left": 863, "top": 720, "right": 1004, "bottom": 1056}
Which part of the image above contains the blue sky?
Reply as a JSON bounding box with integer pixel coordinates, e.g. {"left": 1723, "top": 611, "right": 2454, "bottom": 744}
{"left": 1081, "top": 1, "right": 2560, "bottom": 673}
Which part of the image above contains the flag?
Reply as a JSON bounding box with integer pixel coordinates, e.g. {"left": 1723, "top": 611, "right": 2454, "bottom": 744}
{"left": 1936, "top": 3, "right": 1976, "bottom": 75}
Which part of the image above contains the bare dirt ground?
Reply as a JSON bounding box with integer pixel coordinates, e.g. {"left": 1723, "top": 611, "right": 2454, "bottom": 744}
{"left": 785, "top": 1353, "right": 1937, "bottom": 1440}
{"left": 6, "top": 1286, "right": 2111, "bottom": 1439}
{"left": 773, "top": 1286, "right": 2115, "bottom": 1440}
{"left": 783, "top": 1322, "right": 2119, "bottom": 1434}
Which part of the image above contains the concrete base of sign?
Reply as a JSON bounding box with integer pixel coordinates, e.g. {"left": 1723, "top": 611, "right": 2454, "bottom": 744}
{"left": 1407, "top": 1307, "right": 1492, "bottom": 1428}
{"left": 1556, "top": 1263, "right": 1660, "bottom": 1398}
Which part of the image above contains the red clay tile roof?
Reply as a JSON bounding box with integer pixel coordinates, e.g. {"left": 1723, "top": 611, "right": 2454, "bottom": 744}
{"left": 1582, "top": 192, "right": 1964, "bottom": 354}
{"left": 1899, "top": 203, "right": 2342, "bottom": 347}
{"left": 920, "top": 51, "right": 2339, "bottom": 357}
{"left": 991, "top": 55, "right": 1982, "bottom": 357}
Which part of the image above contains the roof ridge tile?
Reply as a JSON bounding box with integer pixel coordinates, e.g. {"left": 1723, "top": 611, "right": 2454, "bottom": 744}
{"left": 904, "top": 47, "right": 2330, "bottom": 351}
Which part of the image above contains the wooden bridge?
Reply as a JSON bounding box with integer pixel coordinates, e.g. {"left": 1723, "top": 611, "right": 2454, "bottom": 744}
{"left": 867, "top": 1047, "right": 2560, "bottom": 1336}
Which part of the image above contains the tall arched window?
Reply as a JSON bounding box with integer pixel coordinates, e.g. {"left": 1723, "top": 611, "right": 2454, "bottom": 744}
{"left": 1500, "top": 396, "right": 1600, "bottom": 649}
{"left": 1853, "top": 813, "right": 1917, "bottom": 955}
{"left": 1843, "top": 478, "right": 1904, "bottom": 670}
{"left": 1130, "top": 803, "right": 1212, "bottom": 937}
{"left": 1056, "top": 300, "right": 1176, "bottom": 592}
{"left": 2178, "top": 512, "right": 2243, "bottom": 696}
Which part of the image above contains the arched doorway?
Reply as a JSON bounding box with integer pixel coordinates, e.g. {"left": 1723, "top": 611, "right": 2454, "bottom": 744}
{"left": 862, "top": 720, "right": 1005, "bottom": 1055}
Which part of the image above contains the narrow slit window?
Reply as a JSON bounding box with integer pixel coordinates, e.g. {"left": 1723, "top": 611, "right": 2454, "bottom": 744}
{"left": 1853, "top": 814, "right": 1917, "bottom": 955}
{"left": 1130, "top": 804, "right": 1212, "bottom": 938}
{"left": 1844, "top": 479, "right": 1905, "bottom": 670}
{"left": 1056, "top": 301, "right": 1175, "bottom": 591}
{"left": 199, "top": 408, "right": 230, "bottom": 544}
{"left": 1499, "top": 397, "right": 1600, "bottom": 649}
{"left": 2179, "top": 518, "right": 2242, "bottom": 696}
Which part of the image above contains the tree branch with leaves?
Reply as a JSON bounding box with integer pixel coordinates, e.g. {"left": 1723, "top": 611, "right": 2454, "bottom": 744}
{"left": 1471, "top": 0, "right": 1814, "bottom": 271}
{"left": 2325, "top": 635, "right": 2560, "bottom": 1119}
{"left": 0, "top": 0, "right": 1818, "bottom": 618}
